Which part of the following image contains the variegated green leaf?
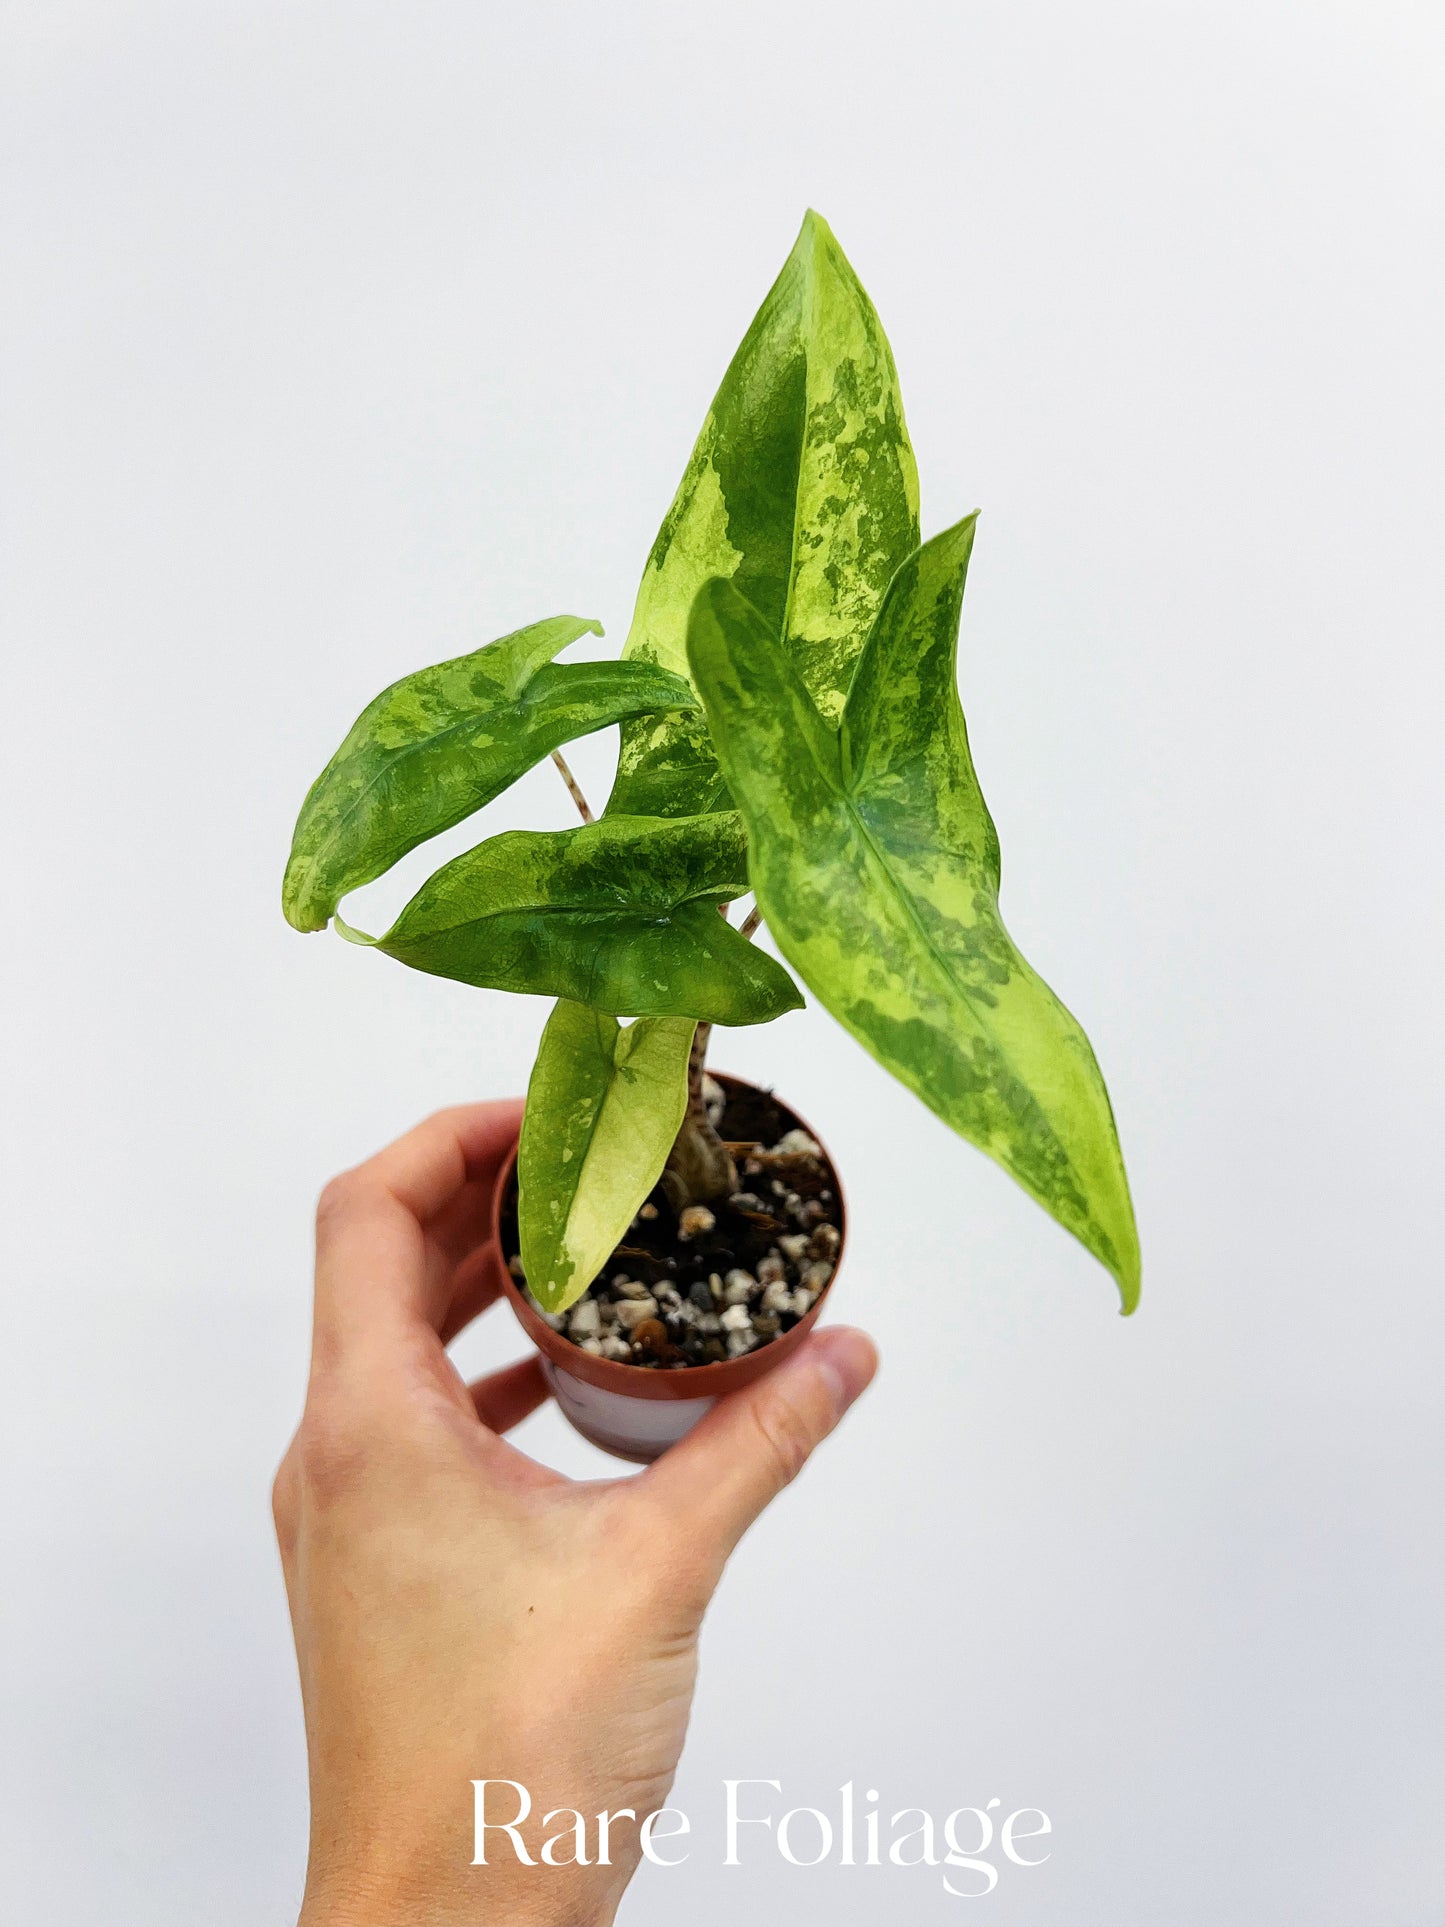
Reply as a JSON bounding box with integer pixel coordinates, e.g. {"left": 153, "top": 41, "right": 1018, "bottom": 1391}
{"left": 687, "top": 520, "right": 1141, "bottom": 1311}
{"left": 340, "top": 813, "right": 803, "bottom": 1024}
{"left": 607, "top": 209, "right": 920, "bottom": 819}
{"left": 518, "top": 1000, "right": 694, "bottom": 1313}
{"left": 283, "top": 614, "right": 696, "bottom": 931}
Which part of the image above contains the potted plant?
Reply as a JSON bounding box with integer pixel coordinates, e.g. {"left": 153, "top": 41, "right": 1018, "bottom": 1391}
{"left": 282, "top": 211, "right": 1140, "bottom": 1462}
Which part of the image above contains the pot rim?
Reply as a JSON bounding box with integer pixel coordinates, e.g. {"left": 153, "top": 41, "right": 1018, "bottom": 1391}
{"left": 492, "top": 1072, "right": 845, "bottom": 1402}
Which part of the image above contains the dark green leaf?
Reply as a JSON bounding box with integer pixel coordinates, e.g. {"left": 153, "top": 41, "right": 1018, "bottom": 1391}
{"left": 607, "top": 210, "right": 920, "bottom": 820}
{"left": 283, "top": 614, "right": 695, "bottom": 931}
{"left": 342, "top": 812, "right": 803, "bottom": 1025}
{"left": 518, "top": 1001, "right": 694, "bottom": 1313}
{"left": 687, "top": 521, "right": 1142, "bottom": 1311}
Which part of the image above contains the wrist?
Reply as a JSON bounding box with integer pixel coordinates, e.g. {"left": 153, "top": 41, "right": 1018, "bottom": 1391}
{"left": 298, "top": 1869, "right": 618, "bottom": 1927}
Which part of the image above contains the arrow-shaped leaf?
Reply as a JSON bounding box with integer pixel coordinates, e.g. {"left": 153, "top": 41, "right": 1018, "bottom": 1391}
{"left": 518, "top": 1000, "right": 694, "bottom": 1314}
{"left": 607, "top": 210, "right": 920, "bottom": 820}
{"left": 283, "top": 614, "right": 696, "bottom": 931}
{"left": 342, "top": 812, "right": 803, "bottom": 1025}
{"left": 687, "top": 520, "right": 1141, "bottom": 1311}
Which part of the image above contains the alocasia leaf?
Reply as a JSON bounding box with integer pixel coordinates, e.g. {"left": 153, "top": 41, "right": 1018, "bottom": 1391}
{"left": 607, "top": 209, "right": 920, "bottom": 820}
{"left": 518, "top": 1000, "right": 694, "bottom": 1314}
{"left": 686, "top": 518, "right": 1142, "bottom": 1311}
{"left": 282, "top": 614, "right": 696, "bottom": 931}
{"left": 339, "top": 812, "right": 803, "bottom": 1024}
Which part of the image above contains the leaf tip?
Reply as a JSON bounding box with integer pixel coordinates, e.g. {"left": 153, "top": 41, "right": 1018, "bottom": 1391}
{"left": 1114, "top": 1241, "right": 1142, "bottom": 1317}
{"left": 793, "top": 207, "right": 836, "bottom": 275}
{"left": 281, "top": 887, "right": 327, "bottom": 936}
{"left": 281, "top": 850, "right": 330, "bottom": 934}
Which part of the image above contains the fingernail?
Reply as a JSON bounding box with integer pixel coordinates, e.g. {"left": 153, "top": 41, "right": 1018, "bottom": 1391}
{"left": 805, "top": 1325, "right": 879, "bottom": 1416}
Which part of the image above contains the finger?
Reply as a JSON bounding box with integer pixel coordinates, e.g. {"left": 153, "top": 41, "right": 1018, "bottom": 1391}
{"left": 354, "top": 1100, "right": 522, "bottom": 1223}
{"left": 467, "top": 1354, "right": 552, "bottom": 1433}
{"left": 440, "top": 1239, "right": 507, "bottom": 1347}
{"left": 312, "top": 1101, "right": 521, "bottom": 1364}
{"left": 640, "top": 1326, "right": 878, "bottom": 1567}
{"left": 427, "top": 1171, "right": 506, "bottom": 1270}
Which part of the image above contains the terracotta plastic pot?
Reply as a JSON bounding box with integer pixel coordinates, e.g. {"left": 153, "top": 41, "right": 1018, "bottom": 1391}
{"left": 492, "top": 1074, "right": 845, "bottom": 1463}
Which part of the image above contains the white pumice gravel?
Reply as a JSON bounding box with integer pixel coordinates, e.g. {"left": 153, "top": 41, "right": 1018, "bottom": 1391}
{"left": 568, "top": 1300, "right": 602, "bottom": 1340}
{"left": 722, "top": 1268, "right": 756, "bottom": 1305}
{"left": 614, "top": 1296, "right": 660, "bottom": 1330}
{"left": 760, "top": 1279, "right": 793, "bottom": 1315}
{"left": 677, "top": 1204, "right": 716, "bottom": 1240}
{"left": 720, "top": 1303, "right": 752, "bottom": 1333}
{"left": 800, "top": 1260, "right": 834, "bottom": 1293}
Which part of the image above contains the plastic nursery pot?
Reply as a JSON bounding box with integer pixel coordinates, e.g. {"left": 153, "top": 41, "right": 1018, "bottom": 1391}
{"left": 492, "top": 1073, "right": 846, "bottom": 1464}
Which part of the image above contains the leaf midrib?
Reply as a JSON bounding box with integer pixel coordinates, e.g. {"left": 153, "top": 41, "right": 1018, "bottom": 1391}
{"left": 394, "top": 893, "right": 738, "bottom": 946}
{"left": 843, "top": 798, "right": 1084, "bottom": 1189}
{"left": 553, "top": 1017, "right": 614, "bottom": 1292}
{"left": 773, "top": 729, "right": 1080, "bottom": 1189}
{"left": 296, "top": 678, "right": 520, "bottom": 893}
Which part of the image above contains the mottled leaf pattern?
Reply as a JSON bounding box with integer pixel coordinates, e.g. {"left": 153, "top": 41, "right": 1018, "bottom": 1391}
{"left": 340, "top": 813, "right": 803, "bottom": 1024}
{"left": 687, "top": 520, "right": 1141, "bottom": 1310}
{"left": 518, "top": 1001, "right": 694, "bottom": 1313}
{"left": 607, "top": 210, "right": 920, "bottom": 819}
{"left": 283, "top": 614, "right": 695, "bottom": 931}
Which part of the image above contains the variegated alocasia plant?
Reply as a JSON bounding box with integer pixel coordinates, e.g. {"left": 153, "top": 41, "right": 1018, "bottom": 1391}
{"left": 282, "top": 210, "right": 1140, "bottom": 1323}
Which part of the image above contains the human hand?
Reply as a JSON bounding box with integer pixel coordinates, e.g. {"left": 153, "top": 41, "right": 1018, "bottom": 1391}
{"left": 272, "top": 1101, "right": 878, "bottom": 1927}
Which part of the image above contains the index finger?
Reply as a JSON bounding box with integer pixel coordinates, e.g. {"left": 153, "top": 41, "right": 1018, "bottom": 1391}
{"left": 311, "top": 1099, "right": 521, "bottom": 1366}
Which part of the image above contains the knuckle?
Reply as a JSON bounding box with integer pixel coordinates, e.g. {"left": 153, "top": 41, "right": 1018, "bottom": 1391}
{"left": 314, "top": 1170, "right": 361, "bottom": 1233}
{"left": 270, "top": 1447, "right": 299, "bottom": 1547}
{"left": 292, "top": 1386, "right": 375, "bottom": 1504}
{"left": 747, "top": 1388, "right": 816, "bottom": 1491}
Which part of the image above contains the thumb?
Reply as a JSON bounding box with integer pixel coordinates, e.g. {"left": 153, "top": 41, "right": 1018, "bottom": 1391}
{"left": 641, "top": 1326, "right": 878, "bottom": 1568}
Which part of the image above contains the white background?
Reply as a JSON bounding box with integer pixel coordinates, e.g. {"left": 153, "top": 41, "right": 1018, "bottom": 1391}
{"left": 3, "top": 3, "right": 1442, "bottom": 1921}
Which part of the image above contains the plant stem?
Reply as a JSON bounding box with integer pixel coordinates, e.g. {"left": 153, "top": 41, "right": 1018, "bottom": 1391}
{"left": 662, "top": 905, "right": 769, "bottom": 1205}
{"left": 689, "top": 1020, "right": 712, "bottom": 1097}
{"left": 549, "top": 749, "right": 594, "bottom": 823}
{"left": 662, "top": 1020, "right": 736, "bottom": 1208}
